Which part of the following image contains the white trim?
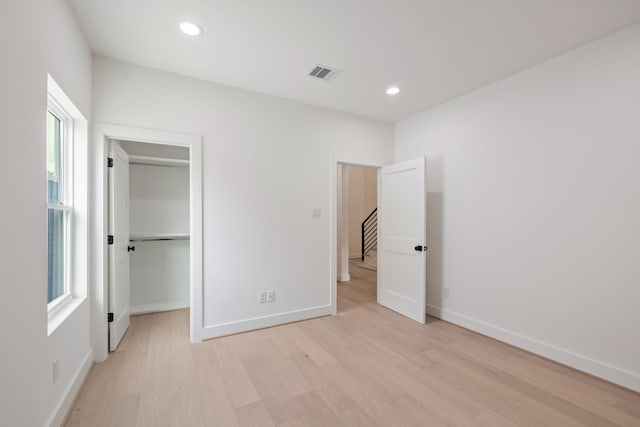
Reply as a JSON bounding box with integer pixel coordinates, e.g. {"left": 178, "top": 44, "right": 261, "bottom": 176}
{"left": 336, "top": 164, "right": 350, "bottom": 283}
{"left": 201, "top": 305, "right": 333, "bottom": 339}
{"left": 426, "top": 304, "right": 640, "bottom": 392}
{"left": 47, "top": 96, "right": 73, "bottom": 312}
{"left": 46, "top": 74, "right": 88, "bottom": 333}
{"left": 337, "top": 274, "right": 351, "bottom": 282}
{"left": 46, "top": 348, "right": 93, "bottom": 427}
{"left": 47, "top": 296, "right": 84, "bottom": 336}
{"left": 47, "top": 75, "right": 85, "bottom": 120}
{"left": 47, "top": 292, "right": 72, "bottom": 316}
{"left": 47, "top": 204, "right": 73, "bottom": 211}
{"left": 92, "top": 123, "right": 204, "bottom": 362}
{"left": 131, "top": 300, "right": 190, "bottom": 315}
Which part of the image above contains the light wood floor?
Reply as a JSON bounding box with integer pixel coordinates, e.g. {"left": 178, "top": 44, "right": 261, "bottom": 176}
{"left": 66, "top": 264, "right": 640, "bottom": 426}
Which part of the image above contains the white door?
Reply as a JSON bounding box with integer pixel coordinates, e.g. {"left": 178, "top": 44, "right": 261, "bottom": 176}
{"left": 378, "top": 157, "right": 427, "bottom": 323}
{"left": 108, "top": 142, "right": 131, "bottom": 351}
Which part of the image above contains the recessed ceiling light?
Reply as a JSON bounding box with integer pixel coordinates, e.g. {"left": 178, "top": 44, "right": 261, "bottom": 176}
{"left": 179, "top": 22, "right": 202, "bottom": 36}
{"left": 386, "top": 86, "right": 400, "bottom": 95}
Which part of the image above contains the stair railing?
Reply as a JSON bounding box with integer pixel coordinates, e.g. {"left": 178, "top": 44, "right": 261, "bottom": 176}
{"left": 361, "top": 208, "right": 377, "bottom": 261}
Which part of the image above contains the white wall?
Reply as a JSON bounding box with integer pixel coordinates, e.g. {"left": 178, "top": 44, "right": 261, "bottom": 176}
{"left": 129, "top": 163, "right": 190, "bottom": 313}
{"left": 396, "top": 24, "right": 640, "bottom": 391}
{"left": 0, "top": 1, "right": 93, "bottom": 426}
{"left": 347, "top": 165, "right": 377, "bottom": 258}
{"left": 93, "top": 56, "right": 394, "bottom": 337}
{"left": 129, "top": 164, "right": 190, "bottom": 234}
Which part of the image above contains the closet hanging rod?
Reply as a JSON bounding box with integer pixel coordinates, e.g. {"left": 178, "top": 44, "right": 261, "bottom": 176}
{"left": 129, "top": 233, "right": 190, "bottom": 242}
{"left": 129, "top": 237, "right": 190, "bottom": 242}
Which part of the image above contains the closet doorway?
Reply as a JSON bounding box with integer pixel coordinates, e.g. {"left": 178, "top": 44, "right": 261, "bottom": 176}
{"left": 93, "top": 123, "right": 203, "bottom": 360}
{"left": 122, "top": 141, "right": 191, "bottom": 312}
{"left": 108, "top": 139, "right": 192, "bottom": 350}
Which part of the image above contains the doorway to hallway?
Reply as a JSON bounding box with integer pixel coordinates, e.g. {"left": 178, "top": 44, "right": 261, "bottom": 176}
{"left": 332, "top": 157, "right": 427, "bottom": 324}
{"left": 336, "top": 163, "right": 379, "bottom": 311}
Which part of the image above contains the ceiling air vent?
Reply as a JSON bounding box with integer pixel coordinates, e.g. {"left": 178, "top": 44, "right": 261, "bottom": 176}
{"left": 308, "top": 64, "right": 342, "bottom": 82}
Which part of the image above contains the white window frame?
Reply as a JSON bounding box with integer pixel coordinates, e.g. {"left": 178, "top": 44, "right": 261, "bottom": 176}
{"left": 47, "top": 74, "right": 89, "bottom": 335}
{"left": 47, "top": 97, "right": 74, "bottom": 314}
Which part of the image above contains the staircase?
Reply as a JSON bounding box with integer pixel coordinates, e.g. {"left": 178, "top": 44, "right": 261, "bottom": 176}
{"left": 360, "top": 208, "right": 378, "bottom": 271}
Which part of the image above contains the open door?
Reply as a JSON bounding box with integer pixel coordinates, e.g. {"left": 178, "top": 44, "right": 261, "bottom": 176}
{"left": 378, "top": 157, "right": 427, "bottom": 323}
{"left": 108, "top": 142, "right": 131, "bottom": 351}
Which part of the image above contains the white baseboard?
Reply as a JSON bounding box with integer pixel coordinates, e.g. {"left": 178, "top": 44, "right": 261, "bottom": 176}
{"left": 201, "top": 304, "right": 332, "bottom": 340}
{"left": 131, "top": 300, "right": 189, "bottom": 315}
{"left": 337, "top": 274, "right": 351, "bottom": 282}
{"left": 426, "top": 304, "right": 640, "bottom": 392}
{"left": 47, "top": 348, "right": 94, "bottom": 427}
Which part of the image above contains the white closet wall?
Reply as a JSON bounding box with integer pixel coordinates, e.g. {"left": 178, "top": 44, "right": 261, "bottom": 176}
{"left": 129, "top": 162, "right": 190, "bottom": 313}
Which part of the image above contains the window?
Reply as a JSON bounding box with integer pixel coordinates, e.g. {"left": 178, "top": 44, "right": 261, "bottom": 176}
{"left": 47, "top": 97, "right": 73, "bottom": 307}
{"left": 46, "top": 74, "right": 88, "bottom": 333}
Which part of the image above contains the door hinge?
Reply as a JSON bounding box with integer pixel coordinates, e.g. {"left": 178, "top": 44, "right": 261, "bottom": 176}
{"left": 107, "top": 157, "right": 114, "bottom": 168}
{"left": 108, "top": 312, "right": 114, "bottom": 323}
{"left": 108, "top": 235, "right": 114, "bottom": 245}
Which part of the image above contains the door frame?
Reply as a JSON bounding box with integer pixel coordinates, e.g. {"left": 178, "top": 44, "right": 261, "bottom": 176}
{"left": 92, "top": 124, "right": 204, "bottom": 362}
{"left": 330, "top": 158, "right": 384, "bottom": 315}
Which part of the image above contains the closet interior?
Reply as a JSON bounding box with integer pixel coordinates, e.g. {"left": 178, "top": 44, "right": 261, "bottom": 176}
{"left": 120, "top": 141, "right": 191, "bottom": 314}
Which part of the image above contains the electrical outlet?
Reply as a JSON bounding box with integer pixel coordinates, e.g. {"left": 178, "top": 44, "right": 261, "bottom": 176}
{"left": 259, "top": 291, "right": 267, "bottom": 304}
{"left": 52, "top": 358, "right": 60, "bottom": 384}
{"left": 443, "top": 288, "right": 450, "bottom": 298}
{"left": 267, "top": 290, "right": 275, "bottom": 303}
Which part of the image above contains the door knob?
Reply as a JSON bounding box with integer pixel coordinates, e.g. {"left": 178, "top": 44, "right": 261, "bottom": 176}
{"left": 414, "top": 245, "right": 427, "bottom": 252}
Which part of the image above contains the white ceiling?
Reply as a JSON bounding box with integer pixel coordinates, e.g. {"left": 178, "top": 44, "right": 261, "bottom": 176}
{"left": 69, "top": 0, "right": 640, "bottom": 122}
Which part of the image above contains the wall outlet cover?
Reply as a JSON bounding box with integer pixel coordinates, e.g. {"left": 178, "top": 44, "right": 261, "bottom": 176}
{"left": 52, "top": 358, "right": 60, "bottom": 383}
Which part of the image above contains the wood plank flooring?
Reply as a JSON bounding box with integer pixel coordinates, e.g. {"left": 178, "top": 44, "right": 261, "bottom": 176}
{"left": 65, "top": 263, "right": 640, "bottom": 426}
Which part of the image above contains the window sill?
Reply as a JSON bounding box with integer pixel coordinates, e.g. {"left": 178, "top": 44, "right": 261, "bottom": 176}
{"left": 48, "top": 296, "right": 85, "bottom": 336}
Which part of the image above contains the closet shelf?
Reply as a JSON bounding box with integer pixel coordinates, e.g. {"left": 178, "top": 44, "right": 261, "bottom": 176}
{"left": 129, "top": 155, "right": 189, "bottom": 167}
{"left": 129, "top": 233, "right": 190, "bottom": 242}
